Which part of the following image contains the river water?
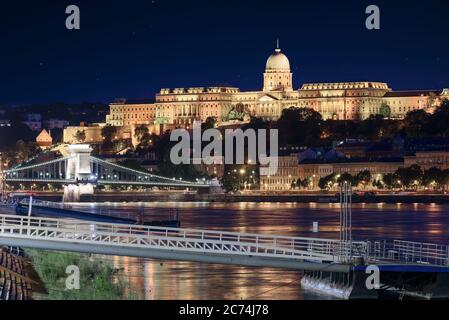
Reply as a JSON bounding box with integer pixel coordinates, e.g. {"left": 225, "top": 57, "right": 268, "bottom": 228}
{"left": 67, "top": 202, "right": 449, "bottom": 300}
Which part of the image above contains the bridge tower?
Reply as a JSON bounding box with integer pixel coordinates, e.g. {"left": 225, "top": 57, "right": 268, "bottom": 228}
{"left": 66, "top": 144, "right": 93, "bottom": 181}
{"left": 64, "top": 144, "right": 95, "bottom": 202}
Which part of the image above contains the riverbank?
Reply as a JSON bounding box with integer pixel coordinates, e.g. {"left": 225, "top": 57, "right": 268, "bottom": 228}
{"left": 0, "top": 247, "right": 45, "bottom": 300}
{"left": 26, "top": 249, "right": 135, "bottom": 300}
{"left": 29, "top": 191, "right": 449, "bottom": 204}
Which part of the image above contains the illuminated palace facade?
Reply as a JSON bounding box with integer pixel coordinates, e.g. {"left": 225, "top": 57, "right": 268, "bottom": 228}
{"left": 106, "top": 46, "right": 449, "bottom": 127}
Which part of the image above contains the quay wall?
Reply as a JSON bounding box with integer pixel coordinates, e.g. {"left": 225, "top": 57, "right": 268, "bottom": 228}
{"left": 29, "top": 192, "right": 449, "bottom": 204}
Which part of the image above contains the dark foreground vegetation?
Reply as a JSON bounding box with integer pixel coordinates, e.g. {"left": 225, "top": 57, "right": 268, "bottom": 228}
{"left": 26, "top": 249, "right": 134, "bottom": 300}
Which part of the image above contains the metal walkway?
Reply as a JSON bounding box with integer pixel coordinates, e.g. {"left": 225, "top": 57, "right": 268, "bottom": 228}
{"left": 0, "top": 214, "right": 447, "bottom": 272}
{"left": 0, "top": 214, "right": 368, "bottom": 272}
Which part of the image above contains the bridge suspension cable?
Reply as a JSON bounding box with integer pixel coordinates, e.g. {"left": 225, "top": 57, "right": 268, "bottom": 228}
{"left": 90, "top": 156, "right": 208, "bottom": 187}
{"left": 4, "top": 156, "right": 74, "bottom": 174}
{"left": 2, "top": 146, "right": 210, "bottom": 188}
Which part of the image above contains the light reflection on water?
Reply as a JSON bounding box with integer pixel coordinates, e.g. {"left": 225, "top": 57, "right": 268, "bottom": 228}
{"left": 71, "top": 202, "right": 449, "bottom": 300}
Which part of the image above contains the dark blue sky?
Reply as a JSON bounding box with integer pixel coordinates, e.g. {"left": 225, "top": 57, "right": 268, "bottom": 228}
{"left": 1, "top": 0, "right": 449, "bottom": 106}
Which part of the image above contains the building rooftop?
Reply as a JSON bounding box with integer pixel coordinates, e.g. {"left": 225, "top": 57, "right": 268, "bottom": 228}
{"left": 111, "top": 98, "right": 155, "bottom": 105}
{"left": 36, "top": 129, "right": 52, "bottom": 143}
{"left": 299, "top": 157, "right": 404, "bottom": 165}
{"left": 405, "top": 137, "right": 449, "bottom": 153}
{"left": 158, "top": 87, "right": 240, "bottom": 95}
{"left": 383, "top": 90, "right": 441, "bottom": 98}
{"left": 300, "top": 82, "right": 390, "bottom": 91}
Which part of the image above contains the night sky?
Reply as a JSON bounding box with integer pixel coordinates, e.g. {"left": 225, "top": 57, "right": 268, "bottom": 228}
{"left": 1, "top": 0, "right": 449, "bottom": 106}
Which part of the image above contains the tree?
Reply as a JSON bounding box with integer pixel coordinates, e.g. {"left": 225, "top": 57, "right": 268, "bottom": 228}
{"left": 372, "top": 179, "right": 383, "bottom": 189}
{"left": 134, "top": 125, "right": 151, "bottom": 146}
{"left": 427, "top": 92, "right": 438, "bottom": 109}
{"left": 395, "top": 165, "right": 423, "bottom": 188}
{"left": 337, "top": 173, "right": 354, "bottom": 185}
{"left": 357, "top": 115, "right": 389, "bottom": 140}
{"left": 319, "top": 174, "right": 337, "bottom": 190}
{"left": 441, "top": 170, "right": 449, "bottom": 190}
{"left": 356, "top": 170, "right": 372, "bottom": 188}
{"left": 291, "top": 180, "right": 298, "bottom": 190}
{"left": 381, "top": 173, "right": 398, "bottom": 190}
{"left": 379, "top": 103, "right": 391, "bottom": 119}
{"left": 101, "top": 125, "right": 117, "bottom": 151}
{"left": 101, "top": 125, "right": 117, "bottom": 141}
{"left": 428, "top": 100, "right": 449, "bottom": 137}
{"left": 74, "top": 130, "right": 86, "bottom": 143}
{"left": 9, "top": 140, "right": 40, "bottom": 166}
{"left": 220, "top": 167, "right": 241, "bottom": 193}
{"left": 203, "top": 117, "right": 217, "bottom": 131}
{"left": 153, "top": 131, "right": 207, "bottom": 182}
{"left": 0, "top": 122, "right": 35, "bottom": 148}
{"left": 277, "top": 107, "right": 323, "bottom": 147}
{"left": 422, "top": 167, "right": 443, "bottom": 189}
{"left": 403, "top": 109, "right": 430, "bottom": 138}
{"left": 300, "top": 178, "right": 311, "bottom": 189}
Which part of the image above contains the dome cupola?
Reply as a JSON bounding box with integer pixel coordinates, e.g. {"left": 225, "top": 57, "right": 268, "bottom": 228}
{"left": 266, "top": 48, "right": 291, "bottom": 72}
{"left": 263, "top": 41, "right": 293, "bottom": 92}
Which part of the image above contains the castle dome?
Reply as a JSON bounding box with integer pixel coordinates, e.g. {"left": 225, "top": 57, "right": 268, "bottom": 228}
{"left": 265, "top": 48, "right": 290, "bottom": 72}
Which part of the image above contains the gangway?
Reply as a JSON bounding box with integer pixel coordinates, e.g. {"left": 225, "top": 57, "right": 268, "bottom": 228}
{"left": 0, "top": 214, "right": 369, "bottom": 272}
{"left": 2, "top": 214, "right": 449, "bottom": 299}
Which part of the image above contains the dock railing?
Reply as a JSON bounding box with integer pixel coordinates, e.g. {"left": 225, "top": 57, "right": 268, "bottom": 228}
{"left": 1, "top": 213, "right": 448, "bottom": 267}
{"left": 0, "top": 214, "right": 368, "bottom": 264}
{"left": 366, "top": 240, "right": 449, "bottom": 266}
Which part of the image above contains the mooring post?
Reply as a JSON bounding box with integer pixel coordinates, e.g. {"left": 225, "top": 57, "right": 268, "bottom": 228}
{"left": 28, "top": 194, "right": 33, "bottom": 217}
{"left": 339, "top": 182, "right": 353, "bottom": 263}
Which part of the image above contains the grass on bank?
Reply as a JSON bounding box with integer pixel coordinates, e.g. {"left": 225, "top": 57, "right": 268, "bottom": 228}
{"left": 26, "top": 249, "right": 135, "bottom": 300}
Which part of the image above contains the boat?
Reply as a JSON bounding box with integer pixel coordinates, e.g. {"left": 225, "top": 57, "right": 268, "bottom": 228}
{"left": 14, "top": 200, "right": 181, "bottom": 228}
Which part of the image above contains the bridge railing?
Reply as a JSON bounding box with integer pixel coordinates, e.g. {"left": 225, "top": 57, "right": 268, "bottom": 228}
{"left": 0, "top": 214, "right": 368, "bottom": 263}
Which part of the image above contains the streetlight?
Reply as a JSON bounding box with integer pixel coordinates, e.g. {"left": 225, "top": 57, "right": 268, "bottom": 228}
{"left": 239, "top": 169, "right": 246, "bottom": 191}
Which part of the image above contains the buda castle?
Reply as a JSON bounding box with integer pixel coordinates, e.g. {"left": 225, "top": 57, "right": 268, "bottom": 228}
{"left": 105, "top": 45, "right": 448, "bottom": 129}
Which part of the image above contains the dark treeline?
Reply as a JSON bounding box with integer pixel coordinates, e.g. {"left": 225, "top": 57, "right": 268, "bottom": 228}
{"left": 312, "top": 166, "right": 449, "bottom": 191}
{"left": 2, "top": 102, "right": 109, "bottom": 125}
{"left": 274, "top": 99, "right": 449, "bottom": 148}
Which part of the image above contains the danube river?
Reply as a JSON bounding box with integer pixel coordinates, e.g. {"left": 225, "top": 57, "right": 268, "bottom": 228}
{"left": 65, "top": 201, "right": 449, "bottom": 300}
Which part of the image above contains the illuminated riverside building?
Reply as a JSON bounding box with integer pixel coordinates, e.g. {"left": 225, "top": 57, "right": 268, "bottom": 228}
{"left": 107, "top": 99, "right": 158, "bottom": 126}
{"left": 260, "top": 152, "right": 300, "bottom": 191}
{"left": 296, "top": 158, "right": 404, "bottom": 191}
{"left": 105, "top": 45, "right": 447, "bottom": 128}
{"left": 405, "top": 150, "right": 449, "bottom": 171}
{"left": 155, "top": 87, "right": 239, "bottom": 126}
{"left": 404, "top": 139, "right": 449, "bottom": 171}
